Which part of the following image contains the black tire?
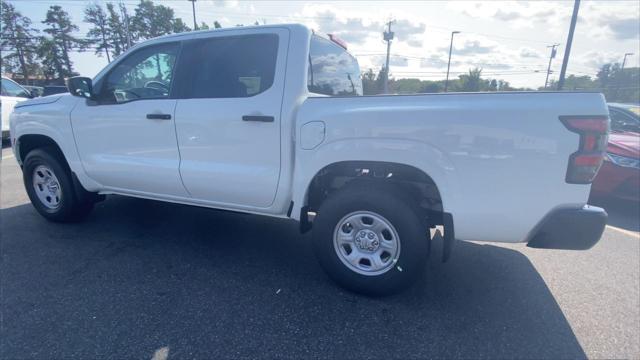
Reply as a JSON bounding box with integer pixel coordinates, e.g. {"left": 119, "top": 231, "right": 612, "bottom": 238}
{"left": 312, "top": 182, "right": 429, "bottom": 296}
{"left": 23, "top": 148, "right": 94, "bottom": 222}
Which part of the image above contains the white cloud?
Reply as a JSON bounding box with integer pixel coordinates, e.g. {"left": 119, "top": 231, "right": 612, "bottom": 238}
{"left": 420, "top": 54, "right": 452, "bottom": 68}
{"left": 520, "top": 47, "right": 542, "bottom": 58}
{"left": 443, "top": 39, "right": 498, "bottom": 55}
{"left": 392, "top": 19, "right": 426, "bottom": 47}
{"left": 580, "top": 50, "right": 623, "bottom": 69}
{"left": 451, "top": 1, "right": 569, "bottom": 29}
{"left": 371, "top": 55, "right": 409, "bottom": 67}
{"left": 599, "top": 15, "right": 640, "bottom": 40}
{"left": 213, "top": 0, "right": 239, "bottom": 8}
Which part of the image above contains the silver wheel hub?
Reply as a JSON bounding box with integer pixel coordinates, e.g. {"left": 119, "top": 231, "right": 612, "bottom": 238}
{"left": 354, "top": 229, "right": 380, "bottom": 252}
{"left": 333, "top": 211, "right": 400, "bottom": 276}
{"left": 32, "top": 165, "right": 62, "bottom": 209}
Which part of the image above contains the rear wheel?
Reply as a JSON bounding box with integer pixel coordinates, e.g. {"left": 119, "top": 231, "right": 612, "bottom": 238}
{"left": 23, "top": 148, "right": 95, "bottom": 222}
{"left": 312, "top": 183, "right": 429, "bottom": 295}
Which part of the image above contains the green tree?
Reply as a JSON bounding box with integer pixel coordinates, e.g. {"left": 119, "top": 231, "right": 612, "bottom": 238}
{"left": 213, "top": 20, "right": 222, "bottom": 29}
{"left": 105, "top": 3, "right": 131, "bottom": 57}
{"left": 84, "top": 3, "right": 112, "bottom": 62}
{"left": 361, "top": 68, "right": 380, "bottom": 95}
{"left": 42, "top": 5, "right": 83, "bottom": 79}
{"left": 546, "top": 75, "right": 596, "bottom": 91}
{"left": 36, "top": 37, "right": 64, "bottom": 83}
{"left": 458, "top": 67, "right": 484, "bottom": 92}
{"left": 596, "top": 63, "right": 640, "bottom": 102}
{"left": 198, "top": 21, "right": 210, "bottom": 30}
{"left": 391, "top": 78, "right": 424, "bottom": 94}
{"left": 0, "top": 1, "right": 40, "bottom": 82}
{"left": 421, "top": 81, "right": 442, "bottom": 93}
{"left": 131, "top": 0, "right": 189, "bottom": 39}
{"left": 172, "top": 17, "right": 190, "bottom": 33}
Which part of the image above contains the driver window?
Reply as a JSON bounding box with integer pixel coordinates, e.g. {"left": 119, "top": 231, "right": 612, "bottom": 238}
{"left": 102, "top": 42, "right": 179, "bottom": 103}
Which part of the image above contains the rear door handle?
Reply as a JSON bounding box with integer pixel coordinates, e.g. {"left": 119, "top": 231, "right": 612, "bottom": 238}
{"left": 146, "top": 113, "right": 171, "bottom": 120}
{"left": 242, "top": 115, "right": 274, "bottom": 122}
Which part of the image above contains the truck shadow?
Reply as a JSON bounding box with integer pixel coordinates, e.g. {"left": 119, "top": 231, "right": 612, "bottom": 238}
{"left": 1, "top": 196, "right": 585, "bottom": 359}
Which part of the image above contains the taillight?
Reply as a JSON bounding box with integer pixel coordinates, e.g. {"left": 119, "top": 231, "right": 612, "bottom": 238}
{"left": 327, "top": 34, "right": 348, "bottom": 49}
{"left": 560, "top": 115, "right": 609, "bottom": 184}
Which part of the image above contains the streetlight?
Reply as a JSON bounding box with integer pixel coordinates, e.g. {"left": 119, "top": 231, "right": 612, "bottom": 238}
{"left": 621, "top": 52, "right": 634, "bottom": 71}
{"left": 444, "top": 31, "right": 460, "bottom": 92}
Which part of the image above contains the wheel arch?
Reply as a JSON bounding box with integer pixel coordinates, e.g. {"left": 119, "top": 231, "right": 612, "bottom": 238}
{"left": 15, "top": 131, "right": 102, "bottom": 193}
{"left": 295, "top": 160, "right": 447, "bottom": 232}
{"left": 17, "top": 134, "right": 69, "bottom": 169}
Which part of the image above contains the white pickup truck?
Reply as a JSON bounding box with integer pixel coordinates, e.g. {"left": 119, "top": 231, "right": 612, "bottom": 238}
{"left": 10, "top": 24, "right": 609, "bottom": 295}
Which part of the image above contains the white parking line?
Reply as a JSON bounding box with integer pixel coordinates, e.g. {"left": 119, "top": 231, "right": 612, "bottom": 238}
{"left": 606, "top": 225, "right": 640, "bottom": 239}
{"left": 1, "top": 153, "right": 15, "bottom": 160}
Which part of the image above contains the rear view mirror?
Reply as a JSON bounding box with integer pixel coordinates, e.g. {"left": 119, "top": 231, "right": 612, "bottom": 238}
{"left": 66, "top": 77, "right": 94, "bottom": 99}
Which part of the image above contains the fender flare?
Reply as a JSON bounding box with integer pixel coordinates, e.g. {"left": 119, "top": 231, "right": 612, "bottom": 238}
{"left": 290, "top": 137, "right": 460, "bottom": 221}
{"left": 13, "top": 123, "right": 102, "bottom": 192}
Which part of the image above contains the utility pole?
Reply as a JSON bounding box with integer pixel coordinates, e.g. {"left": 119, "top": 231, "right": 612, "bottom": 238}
{"left": 444, "top": 31, "right": 460, "bottom": 92}
{"left": 544, "top": 44, "right": 559, "bottom": 89}
{"left": 382, "top": 20, "right": 395, "bottom": 94}
{"left": 189, "top": 0, "right": 197, "bottom": 30}
{"left": 621, "top": 52, "right": 634, "bottom": 71}
{"left": 557, "top": 0, "right": 580, "bottom": 90}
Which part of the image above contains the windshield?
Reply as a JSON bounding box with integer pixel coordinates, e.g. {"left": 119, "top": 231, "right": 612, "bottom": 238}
{"left": 609, "top": 106, "right": 640, "bottom": 133}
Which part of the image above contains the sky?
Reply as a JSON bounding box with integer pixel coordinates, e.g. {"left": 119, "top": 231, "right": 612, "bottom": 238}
{"left": 7, "top": 0, "right": 640, "bottom": 88}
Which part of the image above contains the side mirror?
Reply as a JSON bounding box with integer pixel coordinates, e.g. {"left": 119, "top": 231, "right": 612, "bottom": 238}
{"left": 66, "top": 76, "right": 94, "bottom": 99}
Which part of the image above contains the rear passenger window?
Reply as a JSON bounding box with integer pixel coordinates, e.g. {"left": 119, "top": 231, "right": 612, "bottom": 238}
{"left": 308, "top": 35, "right": 363, "bottom": 96}
{"left": 177, "top": 34, "right": 278, "bottom": 98}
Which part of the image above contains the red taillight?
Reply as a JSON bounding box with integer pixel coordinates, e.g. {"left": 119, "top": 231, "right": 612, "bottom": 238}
{"left": 583, "top": 135, "right": 597, "bottom": 151}
{"left": 561, "top": 117, "right": 608, "bottom": 133}
{"left": 573, "top": 154, "right": 603, "bottom": 166}
{"left": 327, "top": 34, "right": 348, "bottom": 49}
{"left": 559, "top": 115, "right": 609, "bottom": 184}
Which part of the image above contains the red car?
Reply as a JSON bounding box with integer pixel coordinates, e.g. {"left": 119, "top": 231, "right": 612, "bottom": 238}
{"left": 591, "top": 104, "right": 640, "bottom": 202}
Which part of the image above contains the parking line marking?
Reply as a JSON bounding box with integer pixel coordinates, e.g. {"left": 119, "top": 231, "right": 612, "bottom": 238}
{"left": 1, "top": 153, "right": 14, "bottom": 160}
{"left": 606, "top": 225, "right": 640, "bottom": 239}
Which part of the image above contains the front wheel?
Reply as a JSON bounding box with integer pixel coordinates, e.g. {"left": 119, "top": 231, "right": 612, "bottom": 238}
{"left": 312, "top": 184, "right": 429, "bottom": 296}
{"left": 23, "top": 148, "right": 94, "bottom": 222}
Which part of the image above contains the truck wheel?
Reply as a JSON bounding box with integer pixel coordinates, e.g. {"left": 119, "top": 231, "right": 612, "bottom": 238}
{"left": 312, "top": 184, "right": 429, "bottom": 296}
{"left": 23, "top": 148, "right": 94, "bottom": 222}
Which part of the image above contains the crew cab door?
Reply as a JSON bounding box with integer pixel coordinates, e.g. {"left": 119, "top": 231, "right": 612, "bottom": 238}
{"left": 172, "top": 29, "right": 287, "bottom": 208}
{"left": 70, "top": 42, "right": 188, "bottom": 197}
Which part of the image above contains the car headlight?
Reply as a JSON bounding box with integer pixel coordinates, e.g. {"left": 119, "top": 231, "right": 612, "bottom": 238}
{"left": 606, "top": 153, "right": 640, "bottom": 169}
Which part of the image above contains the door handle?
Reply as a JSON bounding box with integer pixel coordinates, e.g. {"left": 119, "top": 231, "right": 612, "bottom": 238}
{"left": 242, "top": 115, "right": 274, "bottom": 122}
{"left": 146, "top": 113, "right": 171, "bottom": 120}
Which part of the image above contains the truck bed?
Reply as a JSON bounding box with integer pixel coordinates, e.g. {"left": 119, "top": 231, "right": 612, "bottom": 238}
{"left": 294, "top": 91, "right": 609, "bottom": 243}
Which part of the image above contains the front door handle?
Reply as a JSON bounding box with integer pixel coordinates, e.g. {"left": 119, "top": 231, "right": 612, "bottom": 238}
{"left": 146, "top": 113, "right": 171, "bottom": 120}
{"left": 242, "top": 115, "right": 274, "bottom": 122}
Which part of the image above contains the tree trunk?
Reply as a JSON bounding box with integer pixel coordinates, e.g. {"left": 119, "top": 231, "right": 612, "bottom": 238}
{"left": 16, "top": 47, "right": 29, "bottom": 83}
{"left": 101, "top": 26, "right": 111, "bottom": 63}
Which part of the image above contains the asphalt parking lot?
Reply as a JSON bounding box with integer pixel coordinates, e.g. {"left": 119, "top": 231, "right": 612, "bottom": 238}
{"left": 1, "top": 146, "right": 639, "bottom": 359}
